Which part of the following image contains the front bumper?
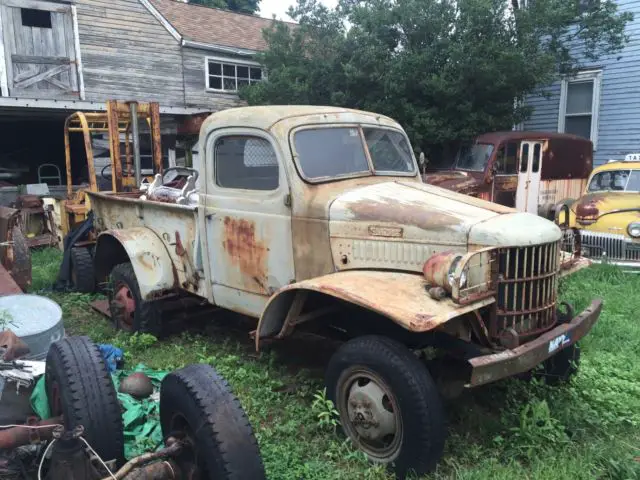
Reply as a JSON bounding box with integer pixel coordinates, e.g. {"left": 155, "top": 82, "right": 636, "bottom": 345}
{"left": 466, "top": 299, "right": 603, "bottom": 387}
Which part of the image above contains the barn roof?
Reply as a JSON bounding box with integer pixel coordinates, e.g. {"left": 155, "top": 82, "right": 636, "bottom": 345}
{"left": 148, "top": 0, "right": 289, "bottom": 52}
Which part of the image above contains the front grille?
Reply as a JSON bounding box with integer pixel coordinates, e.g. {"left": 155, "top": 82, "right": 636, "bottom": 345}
{"left": 564, "top": 230, "right": 640, "bottom": 263}
{"left": 494, "top": 242, "right": 559, "bottom": 340}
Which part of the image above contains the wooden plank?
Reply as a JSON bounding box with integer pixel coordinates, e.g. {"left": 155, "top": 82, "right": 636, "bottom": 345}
{"left": 12, "top": 54, "right": 70, "bottom": 64}
{"left": 67, "top": 8, "right": 79, "bottom": 93}
{"left": 51, "top": 12, "right": 71, "bottom": 89}
{"left": 14, "top": 63, "right": 68, "bottom": 88}
{"left": 3, "top": 0, "right": 69, "bottom": 13}
{"left": 0, "top": 6, "right": 8, "bottom": 96}
{"left": 2, "top": 6, "right": 16, "bottom": 93}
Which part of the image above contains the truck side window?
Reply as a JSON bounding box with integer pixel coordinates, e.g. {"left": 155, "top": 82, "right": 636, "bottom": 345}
{"left": 532, "top": 144, "right": 541, "bottom": 172}
{"left": 495, "top": 142, "right": 518, "bottom": 174}
{"left": 215, "top": 136, "right": 278, "bottom": 190}
{"left": 520, "top": 144, "right": 529, "bottom": 173}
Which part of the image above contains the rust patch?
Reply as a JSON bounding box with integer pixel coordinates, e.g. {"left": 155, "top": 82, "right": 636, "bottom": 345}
{"left": 347, "top": 195, "right": 460, "bottom": 230}
{"left": 222, "top": 217, "right": 269, "bottom": 293}
{"left": 422, "top": 251, "right": 456, "bottom": 290}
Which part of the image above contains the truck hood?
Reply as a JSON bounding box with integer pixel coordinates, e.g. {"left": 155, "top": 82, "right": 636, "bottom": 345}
{"left": 330, "top": 181, "right": 561, "bottom": 249}
{"left": 422, "top": 170, "right": 480, "bottom": 194}
{"left": 572, "top": 191, "right": 640, "bottom": 217}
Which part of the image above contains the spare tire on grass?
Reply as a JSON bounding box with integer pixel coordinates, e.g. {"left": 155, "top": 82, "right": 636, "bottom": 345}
{"left": 45, "top": 336, "right": 124, "bottom": 466}
{"left": 160, "top": 363, "right": 266, "bottom": 480}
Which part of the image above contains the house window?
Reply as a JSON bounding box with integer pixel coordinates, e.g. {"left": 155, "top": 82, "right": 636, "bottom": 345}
{"left": 206, "top": 58, "right": 262, "bottom": 92}
{"left": 558, "top": 70, "right": 602, "bottom": 149}
{"left": 21, "top": 8, "right": 52, "bottom": 29}
{"left": 215, "top": 136, "right": 278, "bottom": 190}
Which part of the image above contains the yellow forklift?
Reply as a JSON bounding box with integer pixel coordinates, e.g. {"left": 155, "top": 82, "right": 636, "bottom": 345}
{"left": 48, "top": 100, "right": 164, "bottom": 293}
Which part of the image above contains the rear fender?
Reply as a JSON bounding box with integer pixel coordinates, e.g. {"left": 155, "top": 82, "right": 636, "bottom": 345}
{"left": 255, "top": 270, "right": 495, "bottom": 349}
{"left": 95, "top": 227, "right": 177, "bottom": 299}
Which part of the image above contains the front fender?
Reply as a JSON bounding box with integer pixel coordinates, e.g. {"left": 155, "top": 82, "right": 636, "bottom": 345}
{"left": 96, "top": 227, "right": 177, "bottom": 299}
{"left": 256, "top": 271, "right": 495, "bottom": 347}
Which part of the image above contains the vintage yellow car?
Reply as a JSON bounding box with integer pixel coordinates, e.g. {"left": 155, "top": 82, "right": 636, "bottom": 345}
{"left": 557, "top": 153, "right": 640, "bottom": 267}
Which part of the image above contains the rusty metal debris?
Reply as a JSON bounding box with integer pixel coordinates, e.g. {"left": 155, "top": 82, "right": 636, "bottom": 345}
{"left": 0, "top": 330, "right": 30, "bottom": 361}
{"left": 0, "top": 206, "right": 32, "bottom": 292}
{"left": 0, "top": 416, "right": 62, "bottom": 450}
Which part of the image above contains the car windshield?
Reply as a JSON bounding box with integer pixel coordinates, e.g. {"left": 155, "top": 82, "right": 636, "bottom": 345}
{"left": 293, "top": 127, "right": 415, "bottom": 180}
{"left": 455, "top": 143, "right": 495, "bottom": 172}
{"left": 588, "top": 170, "right": 640, "bottom": 192}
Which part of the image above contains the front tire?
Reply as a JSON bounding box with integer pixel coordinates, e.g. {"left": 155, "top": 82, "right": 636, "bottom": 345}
{"left": 108, "top": 262, "right": 163, "bottom": 336}
{"left": 325, "top": 335, "right": 446, "bottom": 478}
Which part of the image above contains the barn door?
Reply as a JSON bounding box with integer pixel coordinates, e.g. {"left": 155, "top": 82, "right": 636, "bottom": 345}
{"left": 1, "top": 0, "right": 80, "bottom": 99}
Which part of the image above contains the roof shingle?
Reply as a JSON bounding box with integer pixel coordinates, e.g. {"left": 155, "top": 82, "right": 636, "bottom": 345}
{"left": 149, "top": 0, "right": 286, "bottom": 52}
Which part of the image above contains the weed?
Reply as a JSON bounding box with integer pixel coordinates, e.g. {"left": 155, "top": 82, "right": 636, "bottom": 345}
{"left": 0, "top": 308, "right": 15, "bottom": 331}
{"left": 312, "top": 388, "right": 340, "bottom": 432}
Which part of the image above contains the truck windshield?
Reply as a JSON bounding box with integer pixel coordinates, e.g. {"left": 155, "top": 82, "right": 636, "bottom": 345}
{"left": 455, "top": 143, "right": 494, "bottom": 172}
{"left": 588, "top": 170, "right": 640, "bottom": 192}
{"left": 293, "top": 126, "right": 415, "bottom": 180}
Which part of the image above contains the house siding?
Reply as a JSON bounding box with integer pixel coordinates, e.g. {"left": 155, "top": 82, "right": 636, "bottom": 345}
{"left": 182, "top": 46, "right": 246, "bottom": 111}
{"left": 75, "top": 0, "right": 186, "bottom": 106}
{"left": 524, "top": 0, "right": 640, "bottom": 165}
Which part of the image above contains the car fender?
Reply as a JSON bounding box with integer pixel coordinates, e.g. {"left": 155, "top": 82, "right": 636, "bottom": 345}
{"left": 95, "top": 227, "right": 177, "bottom": 300}
{"left": 255, "top": 270, "right": 495, "bottom": 348}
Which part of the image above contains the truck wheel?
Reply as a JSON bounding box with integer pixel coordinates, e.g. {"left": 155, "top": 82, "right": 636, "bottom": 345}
{"left": 70, "top": 247, "right": 95, "bottom": 293}
{"left": 45, "top": 336, "right": 124, "bottom": 466}
{"left": 160, "top": 364, "right": 266, "bottom": 480}
{"left": 537, "top": 344, "right": 581, "bottom": 385}
{"left": 108, "top": 262, "right": 163, "bottom": 336}
{"left": 325, "top": 335, "right": 446, "bottom": 478}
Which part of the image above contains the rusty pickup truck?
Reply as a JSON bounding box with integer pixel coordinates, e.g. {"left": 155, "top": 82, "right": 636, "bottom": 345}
{"left": 88, "top": 106, "right": 601, "bottom": 477}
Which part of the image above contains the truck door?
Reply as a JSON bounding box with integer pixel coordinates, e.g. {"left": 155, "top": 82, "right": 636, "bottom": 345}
{"left": 516, "top": 141, "right": 543, "bottom": 214}
{"left": 201, "top": 129, "right": 295, "bottom": 314}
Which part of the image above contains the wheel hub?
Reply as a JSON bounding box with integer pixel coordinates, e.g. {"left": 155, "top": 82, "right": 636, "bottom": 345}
{"left": 346, "top": 377, "right": 397, "bottom": 443}
{"left": 113, "top": 283, "right": 135, "bottom": 328}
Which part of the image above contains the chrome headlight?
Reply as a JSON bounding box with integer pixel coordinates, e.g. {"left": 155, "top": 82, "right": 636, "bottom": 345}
{"left": 628, "top": 222, "right": 640, "bottom": 238}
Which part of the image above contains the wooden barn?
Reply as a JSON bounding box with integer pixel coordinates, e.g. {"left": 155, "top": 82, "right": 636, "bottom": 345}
{"left": 0, "top": 0, "right": 278, "bottom": 202}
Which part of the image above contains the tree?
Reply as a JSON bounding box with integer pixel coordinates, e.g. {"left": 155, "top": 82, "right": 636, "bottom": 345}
{"left": 189, "top": 0, "right": 260, "bottom": 15}
{"left": 241, "top": 0, "right": 632, "bottom": 158}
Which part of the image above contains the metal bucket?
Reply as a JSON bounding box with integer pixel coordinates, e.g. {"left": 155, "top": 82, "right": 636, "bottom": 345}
{"left": 0, "top": 294, "right": 64, "bottom": 360}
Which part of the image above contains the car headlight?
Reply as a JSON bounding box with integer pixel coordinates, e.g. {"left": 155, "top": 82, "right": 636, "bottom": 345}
{"left": 423, "top": 252, "right": 466, "bottom": 293}
{"left": 628, "top": 222, "right": 640, "bottom": 238}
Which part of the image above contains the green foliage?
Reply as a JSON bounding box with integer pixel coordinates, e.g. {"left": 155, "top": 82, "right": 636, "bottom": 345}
{"left": 242, "top": 0, "right": 633, "bottom": 156}
{"left": 0, "top": 309, "right": 15, "bottom": 331}
{"left": 312, "top": 388, "right": 341, "bottom": 432}
{"left": 30, "top": 249, "right": 640, "bottom": 479}
{"left": 188, "top": 0, "right": 260, "bottom": 14}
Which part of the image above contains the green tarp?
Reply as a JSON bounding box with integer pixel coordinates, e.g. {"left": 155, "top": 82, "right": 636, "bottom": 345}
{"left": 31, "top": 363, "right": 168, "bottom": 460}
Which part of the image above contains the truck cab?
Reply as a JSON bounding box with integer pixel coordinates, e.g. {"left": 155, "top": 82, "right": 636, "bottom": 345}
{"left": 88, "top": 106, "right": 601, "bottom": 477}
{"left": 424, "top": 131, "right": 593, "bottom": 218}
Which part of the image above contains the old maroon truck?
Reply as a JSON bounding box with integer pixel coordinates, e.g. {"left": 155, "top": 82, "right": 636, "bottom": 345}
{"left": 424, "top": 131, "right": 593, "bottom": 219}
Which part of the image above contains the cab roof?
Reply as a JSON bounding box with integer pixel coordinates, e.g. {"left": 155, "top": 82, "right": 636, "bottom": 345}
{"left": 200, "top": 105, "right": 401, "bottom": 133}
{"left": 476, "top": 130, "right": 592, "bottom": 145}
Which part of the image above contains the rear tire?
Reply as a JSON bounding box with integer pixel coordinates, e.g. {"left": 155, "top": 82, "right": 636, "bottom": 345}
{"left": 45, "top": 336, "right": 124, "bottom": 466}
{"left": 70, "top": 247, "right": 95, "bottom": 293}
{"left": 108, "top": 262, "right": 163, "bottom": 336}
{"left": 326, "top": 335, "right": 446, "bottom": 478}
{"left": 160, "top": 364, "right": 266, "bottom": 479}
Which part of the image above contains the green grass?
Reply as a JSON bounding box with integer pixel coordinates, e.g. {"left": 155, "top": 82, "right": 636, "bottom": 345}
{"left": 30, "top": 248, "right": 640, "bottom": 479}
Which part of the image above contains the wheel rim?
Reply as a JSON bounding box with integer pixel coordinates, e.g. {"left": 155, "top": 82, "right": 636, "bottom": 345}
{"left": 113, "top": 281, "right": 136, "bottom": 331}
{"left": 337, "top": 367, "right": 403, "bottom": 462}
{"left": 169, "top": 413, "right": 203, "bottom": 478}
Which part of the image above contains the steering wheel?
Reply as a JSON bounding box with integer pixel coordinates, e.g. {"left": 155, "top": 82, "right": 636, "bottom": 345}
{"left": 162, "top": 167, "right": 198, "bottom": 185}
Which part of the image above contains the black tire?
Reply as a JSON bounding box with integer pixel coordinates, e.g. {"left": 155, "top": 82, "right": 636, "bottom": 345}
{"left": 108, "top": 262, "right": 162, "bottom": 336}
{"left": 160, "top": 364, "right": 266, "bottom": 480}
{"left": 326, "top": 335, "right": 446, "bottom": 478}
{"left": 537, "top": 344, "right": 581, "bottom": 385}
{"left": 70, "top": 247, "right": 95, "bottom": 293}
{"left": 45, "top": 336, "right": 124, "bottom": 466}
